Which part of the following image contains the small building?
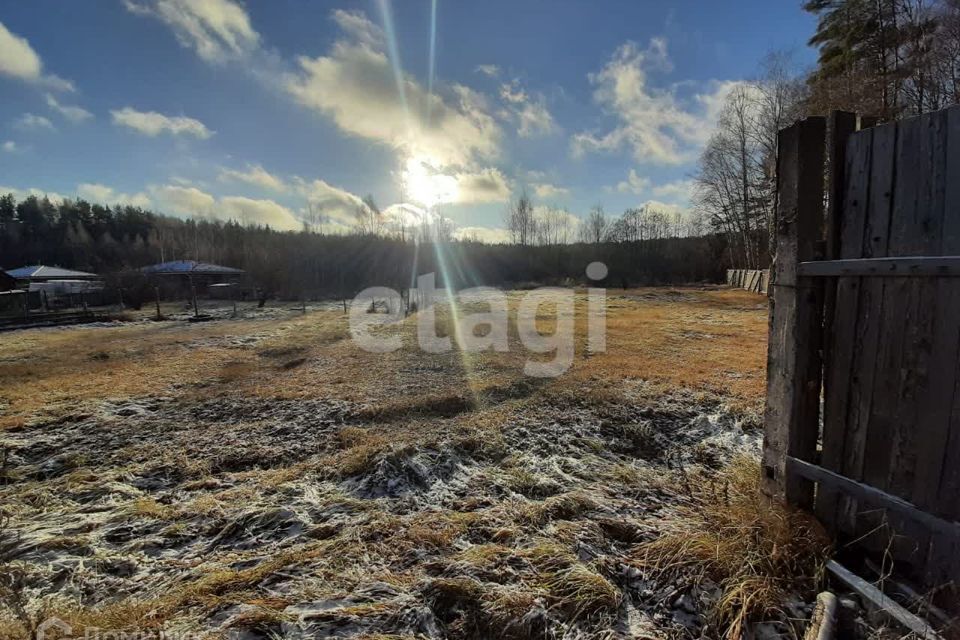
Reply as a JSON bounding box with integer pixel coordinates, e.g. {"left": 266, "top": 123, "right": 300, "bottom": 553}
{"left": 7, "top": 265, "right": 105, "bottom": 309}
{"left": 141, "top": 260, "right": 245, "bottom": 298}
{"left": 7, "top": 265, "right": 100, "bottom": 282}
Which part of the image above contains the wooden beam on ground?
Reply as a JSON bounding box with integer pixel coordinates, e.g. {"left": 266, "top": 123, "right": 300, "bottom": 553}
{"left": 826, "top": 561, "right": 944, "bottom": 640}
{"left": 798, "top": 256, "right": 960, "bottom": 277}
{"left": 787, "top": 458, "right": 960, "bottom": 540}
{"left": 762, "top": 116, "right": 827, "bottom": 508}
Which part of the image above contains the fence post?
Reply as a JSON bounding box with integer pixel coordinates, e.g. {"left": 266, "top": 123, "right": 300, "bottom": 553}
{"left": 762, "top": 116, "right": 827, "bottom": 509}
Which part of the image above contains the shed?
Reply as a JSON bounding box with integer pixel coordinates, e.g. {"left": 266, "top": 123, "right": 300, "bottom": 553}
{"left": 7, "top": 265, "right": 100, "bottom": 282}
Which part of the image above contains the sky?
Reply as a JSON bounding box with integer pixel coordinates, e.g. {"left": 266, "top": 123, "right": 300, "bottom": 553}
{"left": 0, "top": 1, "right": 818, "bottom": 242}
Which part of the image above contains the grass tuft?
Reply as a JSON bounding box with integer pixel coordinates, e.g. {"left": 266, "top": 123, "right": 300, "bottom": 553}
{"left": 633, "top": 455, "right": 830, "bottom": 639}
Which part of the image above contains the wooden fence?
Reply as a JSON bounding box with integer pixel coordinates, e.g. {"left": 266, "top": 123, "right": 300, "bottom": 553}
{"left": 763, "top": 107, "right": 960, "bottom": 595}
{"left": 726, "top": 269, "right": 770, "bottom": 294}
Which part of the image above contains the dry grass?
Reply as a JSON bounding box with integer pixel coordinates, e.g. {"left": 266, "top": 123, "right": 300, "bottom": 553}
{"left": 0, "top": 287, "right": 767, "bottom": 428}
{"left": 634, "top": 455, "right": 831, "bottom": 639}
{"left": 0, "top": 287, "right": 774, "bottom": 638}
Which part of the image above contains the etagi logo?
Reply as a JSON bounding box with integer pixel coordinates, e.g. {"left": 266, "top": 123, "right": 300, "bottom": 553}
{"left": 349, "top": 262, "right": 608, "bottom": 377}
{"left": 37, "top": 618, "right": 72, "bottom": 640}
{"left": 36, "top": 617, "right": 207, "bottom": 640}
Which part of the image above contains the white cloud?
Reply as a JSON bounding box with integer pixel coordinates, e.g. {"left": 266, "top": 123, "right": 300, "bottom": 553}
{"left": 616, "top": 169, "right": 651, "bottom": 194}
{"left": 284, "top": 10, "right": 500, "bottom": 168}
{"left": 150, "top": 184, "right": 216, "bottom": 215}
{"left": 0, "top": 185, "right": 67, "bottom": 202}
{"left": 77, "top": 183, "right": 151, "bottom": 207}
{"left": 218, "top": 164, "right": 285, "bottom": 191}
{"left": 651, "top": 178, "right": 695, "bottom": 205}
{"left": 0, "top": 21, "right": 40, "bottom": 80}
{"left": 2, "top": 141, "right": 16, "bottom": 153}
{"left": 0, "top": 21, "right": 73, "bottom": 91}
{"left": 293, "top": 176, "right": 366, "bottom": 226}
{"left": 124, "top": 0, "right": 259, "bottom": 63}
{"left": 532, "top": 182, "right": 570, "bottom": 199}
{"left": 220, "top": 196, "right": 301, "bottom": 230}
{"left": 111, "top": 107, "right": 213, "bottom": 139}
{"left": 46, "top": 94, "right": 93, "bottom": 123}
{"left": 15, "top": 113, "right": 55, "bottom": 132}
{"left": 454, "top": 168, "right": 511, "bottom": 204}
{"left": 454, "top": 225, "right": 511, "bottom": 244}
{"left": 476, "top": 64, "right": 500, "bottom": 78}
{"left": 149, "top": 183, "right": 301, "bottom": 230}
{"left": 331, "top": 9, "right": 384, "bottom": 49}
{"left": 499, "top": 80, "right": 557, "bottom": 138}
{"left": 572, "top": 38, "right": 740, "bottom": 165}
{"left": 638, "top": 199, "right": 691, "bottom": 221}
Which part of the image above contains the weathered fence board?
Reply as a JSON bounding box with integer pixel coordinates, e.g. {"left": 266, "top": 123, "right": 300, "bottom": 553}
{"left": 762, "top": 116, "right": 826, "bottom": 508}
{"left": 726, "top": 269, "right": 769, "bottom": 293}
{"left": 767, "top": 105, "right": 960, "bottom": 596}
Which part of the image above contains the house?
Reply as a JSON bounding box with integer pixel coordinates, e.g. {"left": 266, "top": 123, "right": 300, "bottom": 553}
{"left": 7, "top": 265, "right": 100, "bottom": 283}
{"left": 6, "top": 265, "right": 105, "bottom": 309}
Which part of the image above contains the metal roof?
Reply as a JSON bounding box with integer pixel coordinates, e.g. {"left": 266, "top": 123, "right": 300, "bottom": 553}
{"left": 141, "top": 260, "right": 244, "bottom": 275}
{"left": 7, "top": 265, "right": 99, "bottom": 279}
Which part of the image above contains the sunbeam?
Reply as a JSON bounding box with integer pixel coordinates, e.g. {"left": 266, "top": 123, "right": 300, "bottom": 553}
{"left": 376, "top": 0, "right": 410, "bottom": 126}
{"left": 427, "top": 0, "right": 438, "bottom": 124}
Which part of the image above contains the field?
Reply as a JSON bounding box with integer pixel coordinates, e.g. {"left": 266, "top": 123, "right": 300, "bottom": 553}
{"left": 0, "top": 287, "right": 808, "bottom": 639}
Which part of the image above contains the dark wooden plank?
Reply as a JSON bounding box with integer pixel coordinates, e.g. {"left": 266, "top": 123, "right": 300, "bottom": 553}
{"left": 851, "top": 115, "right": 926, "bottom": 568}
{"left": 862, "top": 115, "right": 924, "bottom": 492}
{"left": 825, "top": 112, "right": 859, "bottom": 263}
{"left": 789, "top": 458, "right": 960, "bottom": 540}
{"left": 885, "top": 112, "right": 949, "bottom": 576}
{"left": 921, "top": 106, "right": 960, "bottom": 588}
{"left": 798, "top": 256, "right": 960, "bottom": 277}
{"left": 762, "top": 117, "right": 826, "bottom": 509}
{"left": 817, "top": 127, "right": 873, "bottom": 530}
{"left": 838, "top": 122, "right": 897, "bottom": 537}
{"left": 826, "top": 561, "right": 945, "bottom": 640}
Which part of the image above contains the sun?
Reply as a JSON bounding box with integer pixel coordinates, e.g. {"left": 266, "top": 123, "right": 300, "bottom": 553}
{"left": 402, "top": 156, "right": 458, "bottom": 208}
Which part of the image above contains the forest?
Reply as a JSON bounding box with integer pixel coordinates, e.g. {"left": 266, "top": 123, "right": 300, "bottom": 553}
{"left": 0, "top": 192, "right": 727, "bottom": 300}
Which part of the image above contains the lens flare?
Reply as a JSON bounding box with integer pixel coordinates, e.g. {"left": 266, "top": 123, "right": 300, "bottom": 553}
{"left": 402, "top": 156, "right": 458, "bottom": 208}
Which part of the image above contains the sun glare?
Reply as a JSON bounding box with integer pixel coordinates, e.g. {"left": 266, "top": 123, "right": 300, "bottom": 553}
{"left": 402, "top": 156, "right": 458, "bottom": 208}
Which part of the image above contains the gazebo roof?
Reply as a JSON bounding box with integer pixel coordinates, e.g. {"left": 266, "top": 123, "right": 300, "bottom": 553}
{"left": 141, "top": 260, "right": 244, "bottom": 275}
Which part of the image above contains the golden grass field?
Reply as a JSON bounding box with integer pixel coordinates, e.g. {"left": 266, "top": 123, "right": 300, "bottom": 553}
{"left": 0, "top": 287, "right": 834, "bottom": 640}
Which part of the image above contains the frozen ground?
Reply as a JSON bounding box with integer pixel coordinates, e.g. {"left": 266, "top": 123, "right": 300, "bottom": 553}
{"left": 1, "top": 287, "right": 785, "bottom": 639}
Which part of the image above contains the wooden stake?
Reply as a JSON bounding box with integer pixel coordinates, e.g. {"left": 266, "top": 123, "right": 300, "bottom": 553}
{"left": 762, "top": 116, "right": 827, "bottom": 508}
{"left": 804, "top": 592, "right": 838, "bottom": 640}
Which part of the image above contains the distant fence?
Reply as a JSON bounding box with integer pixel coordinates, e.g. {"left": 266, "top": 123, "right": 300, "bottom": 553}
{"left": 726, "top": 269, "right": 769, "bottom": 294}
{"left": 764, "top": 107, "right": 960, "bottom": 597}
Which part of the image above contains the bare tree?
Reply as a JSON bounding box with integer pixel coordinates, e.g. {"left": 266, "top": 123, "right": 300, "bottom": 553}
{"left": 354, "top": 195, "right": 385, "bottom": 236}
{"left": 504, "top": 191, "right": 536, "bottom": 245}
{"left": 579, "top": 205, "right": 609, "bottom": 243}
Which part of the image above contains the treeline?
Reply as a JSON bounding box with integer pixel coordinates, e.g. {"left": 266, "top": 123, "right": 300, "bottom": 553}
{"left": 0, "top": 193, "right": 729, "bottom": 301}
{"left": 696, "top": 0, "right": 960, "bottom": 268}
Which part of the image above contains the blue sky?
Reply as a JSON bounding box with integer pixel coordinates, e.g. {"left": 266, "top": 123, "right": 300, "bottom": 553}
{"left": 0, "top": 1, "right": 817, "bottom": 240}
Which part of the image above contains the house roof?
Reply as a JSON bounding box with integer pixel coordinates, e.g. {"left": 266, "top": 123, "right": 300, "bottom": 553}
{"left": 141, "top": 260, "right": 244, "bottom": 275}
{"left": 6, "top": 265, "right": 99, "bottom": 279}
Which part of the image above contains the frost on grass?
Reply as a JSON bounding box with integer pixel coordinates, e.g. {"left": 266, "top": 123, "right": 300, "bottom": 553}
{"left": 0, "top": 289, "right": 808, "bottom": 639}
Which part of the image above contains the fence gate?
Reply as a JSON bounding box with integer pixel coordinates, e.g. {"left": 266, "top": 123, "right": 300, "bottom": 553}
{"left": 763, "top": 106, "right": 960, "bottom": 594}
